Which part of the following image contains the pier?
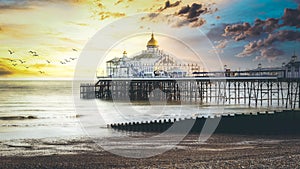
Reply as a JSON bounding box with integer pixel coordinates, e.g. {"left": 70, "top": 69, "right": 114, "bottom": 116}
{"left": 81, "top": 77, "right": 300, "bottom": 110}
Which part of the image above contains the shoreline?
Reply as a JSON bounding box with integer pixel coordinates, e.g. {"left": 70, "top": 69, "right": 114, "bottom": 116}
{"left": 1, "top": 134, "right": 300, "bottom": 168}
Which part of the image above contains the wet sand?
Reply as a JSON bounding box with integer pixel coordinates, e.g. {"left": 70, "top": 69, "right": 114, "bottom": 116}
{"left": 1, "top": 134, "right": 300, "bottom": 168}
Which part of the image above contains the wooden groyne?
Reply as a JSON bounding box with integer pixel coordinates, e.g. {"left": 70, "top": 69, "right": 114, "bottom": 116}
{"left": 108, "top": 110, "right": 300, "bottom": 135}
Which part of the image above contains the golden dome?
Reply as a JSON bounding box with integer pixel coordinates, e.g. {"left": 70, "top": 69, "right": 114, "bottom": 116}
{"left": 147, "top": 33, "right": 158, "bottom": 48}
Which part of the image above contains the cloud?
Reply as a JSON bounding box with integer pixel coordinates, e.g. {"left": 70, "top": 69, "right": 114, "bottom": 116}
{"left": 237, "top": 30, "right": 300, "bottom": 58}
{"left": 177, "top": 3, "right": 204, "bottom": 19}
{"left": 173, "top": 2, "right": 217, "bottom": 28}
{"left": 263, "top": 30, "right": 300, "bottom": 45}
{"left": 215, "top": 39, "right": 229, "bottom": 49}
{"left": 237, "top": 41, "right": 261, "bottom": 57}
{"left": 59, "top": 37, "right": 82, "bottom": 44}
{"left": 212, "top": 39, "right": 230, "bottom": 54}
{"left": 0, "top": 24, "right": 31, "bottom": 38}
{"left": 67, "top": 21, "right": 89, "bottom": 27}
{"left": 0, "top": 67, "right": 13, "bottom": 76}
{"left": 158, "top": 0, "right": 181, "bottom": 11}
{"left": 254, "top": 48, "right": 284, "bottom": 62}
{"left": 0, "top": 0, "right": 86, "bottom": 10}
{"left": 223, "top": 18, "right": 279, "bottom": 41}
{"left": 189, "top": 18, "right": 205, "bottom": 27}
{"left": 234, "top": 33, "right": 246, "bottom": 41}
{"left": 165, "top": 0, "right": 181, "bottom": 8}
{"left": 171, "top": 17, "right": 205, "bottom": 28}
{"left": 0, "top": 61, "right": 14, "bottom": 76}
{"left": 96, "top": 1, "right": 105, "bottom": 8}
{"left": 114, "top": 0, "right": 124, "bottom": 5}
{"left": 98, "top": 11, "right": 125, "bottom": 20}
{"left": 142, "top": 1, "right": 216, "bottom": 28}
{"left": 144, "top": 13, "right": 160, "bottom": 20}
{"left": 113, "top": 0, "right": 135, "bottom": 5}
{"left": 223, "top": 22, "right": 250, "bottom": 38}
{"left": 219, "top": 5, "right": 300, "bottom": 62}
{"left": 206, "top": 24, "right": 226, "bottom": 40}
{"left": 222, "top": 6, "right": 300, "bottom": 42}
{"left": 282, "top": 6, "right": 300, "bottom": 27}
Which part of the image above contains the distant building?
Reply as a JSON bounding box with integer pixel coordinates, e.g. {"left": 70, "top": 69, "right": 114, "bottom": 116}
{"left": 233, "top": 54, "right": 300, "bottom": 78}
{"left": 191, "top": 54, "right": 300, "bottom": 79}
{"left": 284, "top": 54, "right": 300, "bottom": 78}
{"left": 106, "top": 33, "right": 200, "bottom": 77}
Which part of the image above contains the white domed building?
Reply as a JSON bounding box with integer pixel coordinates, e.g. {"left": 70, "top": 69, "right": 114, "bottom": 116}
{"left": 106, "top": 33, "right": 200, "bottom": 78}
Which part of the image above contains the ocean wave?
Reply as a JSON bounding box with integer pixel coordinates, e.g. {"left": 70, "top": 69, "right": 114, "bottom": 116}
{"left": 0, "top": 115, "right": 82, "bottom": 121}
{"left": 1, "top": 123, "right": 78, "bottom": 127}
{"left": 0, "top": 116, "right": 37, "bottom": 120}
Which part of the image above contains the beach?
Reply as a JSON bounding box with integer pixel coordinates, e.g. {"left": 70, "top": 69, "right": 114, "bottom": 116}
{"left": 1, "top": 134, "right": 300, "bottom": 168}
{"left": 1, "top": 81, "right": 300, "bottom": 168}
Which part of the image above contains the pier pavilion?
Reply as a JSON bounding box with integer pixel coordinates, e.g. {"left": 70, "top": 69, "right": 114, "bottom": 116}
{"left": 105, "top": 33, "right": 200, "bottom": 78}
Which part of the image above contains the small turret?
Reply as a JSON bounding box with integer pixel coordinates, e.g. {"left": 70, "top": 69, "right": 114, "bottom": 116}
{"left": 291, "top": 55, "right": 297, "bottom": 63}
{"left": 123, "top": 50, "right": 127, "bottom": 58}
{"left": 258, "top": 63, "right": 262, "bottom": 69}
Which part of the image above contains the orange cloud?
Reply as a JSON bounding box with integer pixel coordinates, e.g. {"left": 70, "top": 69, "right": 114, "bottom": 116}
{"left": 98, "top": 11, "right": 126, "bottom": 20}
{"left": 0, "top": 63, "right": 13, "bottom": 76}
{"left": 0, "top": 24, "right": 32, "bottom": 39}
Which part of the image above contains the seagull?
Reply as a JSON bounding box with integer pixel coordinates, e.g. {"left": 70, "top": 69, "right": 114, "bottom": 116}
{"left": 38, "top": 71, "right": 45, "bottom": 74}
{"left": 19, "top": 60, "right": 26, "bottom": 64}
{"left": 8, "top": 50, "right": 14, "bottom": 55}
{"left": 8, "top": 59, "right": 15, "bottom": 62}
{"left": 29, "top": 51, "right": 38, "bottom": 56}
{"left": 70, "top": 57, "right": 77, "bottom": 60}
{"left": 46, "top": 60, "right": 50, "bottom": 64}
{"left": 72, "top": 48, "right": 78, "bottom": 52}
{"left": 60, "top": 61, "right": 66, "bottom": 64}
{"left": 65, "top": 59, "right": 70, "bottom": 62}
{"left": 25, "top": 66, "right": 29, "bottom": 69}
{"left": 12, "top": 63, "right": 17, "bottom": 66}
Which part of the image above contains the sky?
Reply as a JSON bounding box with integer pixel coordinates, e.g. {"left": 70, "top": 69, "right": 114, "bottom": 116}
{"left": 0, "top": 0, "right": 299, "bottom": 79}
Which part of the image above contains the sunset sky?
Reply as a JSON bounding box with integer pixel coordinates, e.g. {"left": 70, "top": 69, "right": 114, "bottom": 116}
{"left": 0, "top": 0, "right": 300, "bottom": 79}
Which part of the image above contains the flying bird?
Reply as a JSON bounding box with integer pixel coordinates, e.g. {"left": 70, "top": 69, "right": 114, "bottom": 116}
{"left": 70, "top": 57, "right": 77, "bottom": 60}
{"left": 60, "top": 61, "right": 66, "bottom": 64}
{"left": 29, "top": 51, "right": 38, "bottom": 56}
{"left": 19, "top": 60, "right": 26, "bottom": 64}
{"left": 38, "top": 71, "right": 45, "bottom": 74}
{"left": 25, "top": 66, "right": 29, "bottom": 69}
{"left": 65, "top": 59, "right": 70, "bottom": 62}
{"left": 46, "top": 60, "right": 50, "bottom": 64}
{"left": 8, "top": 59, "right": 15, "bottom": 62}
{"left": 8, "top": 50, "right": 14, "bottom": 55}
{"left": 72, "top": 48, "right": 78, "bottom": 52}
{"left": 12, "top": 63, "right": 17, "bottom": 66}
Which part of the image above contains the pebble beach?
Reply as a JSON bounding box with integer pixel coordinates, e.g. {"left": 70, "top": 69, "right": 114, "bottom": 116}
{"left": 1, "top": 134, "right": 300, "bottom": 169}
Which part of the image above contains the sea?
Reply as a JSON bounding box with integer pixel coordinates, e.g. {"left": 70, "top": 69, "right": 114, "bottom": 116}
{"left": 0, "top": 80, "right": 272, "bottom": 157}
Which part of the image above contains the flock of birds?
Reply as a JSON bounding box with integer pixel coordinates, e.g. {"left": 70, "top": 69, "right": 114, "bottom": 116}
{"left": 5, "top": 49, "right": 78, "bottom": 74}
